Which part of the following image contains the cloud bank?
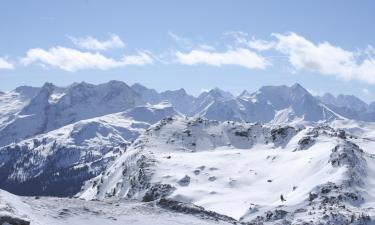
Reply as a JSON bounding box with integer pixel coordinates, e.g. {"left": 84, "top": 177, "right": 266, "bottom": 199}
{"left": 0, "top": 57, "right": 14, "bottom": 70}
{"left": 176, "top": 48, "right": 269, "bottom": 69}
{"left": 273, "top": 32, "right": 375, "bottom": 84}
{"left": 22, "top": 47, "right": 153, "bottom": 72}
{"left": 4, "top": 32, "right": 375, "bottom": 86}
{"left": 69, "top": 34, "right": 125, "bottom": 51}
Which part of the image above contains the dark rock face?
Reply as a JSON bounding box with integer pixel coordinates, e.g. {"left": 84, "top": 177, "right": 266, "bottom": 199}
{"left": 297, "top": 136, "right": 315, "bottom": 150}
{"left": 0, "top": 144, "right": 122, "bottom": 197}
{"left": 270, "top": 126, "right": 297, "bottom": 147}
{"left": 142, "top": 184, "right": 176, "bottom": 202}
{"left": 0, "top": 216, "right": 30, "bottom": 225}
{"left": 178, "top": 175, "right": 191, "bottom": 187}
{"left": 157, "top": 198, "right": 237, "bottom": 223}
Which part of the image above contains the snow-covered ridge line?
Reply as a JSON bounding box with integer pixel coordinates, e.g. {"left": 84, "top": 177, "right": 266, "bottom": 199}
{"left": 0, "top": 104, "right": 180, "bottom": 196}
{"left": 77, "top": 117, "right": 375, "bottom": 223}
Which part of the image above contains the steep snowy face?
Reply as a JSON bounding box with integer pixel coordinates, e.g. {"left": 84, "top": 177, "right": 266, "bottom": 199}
{"left": 54, "top": 80, "right": 143, "bottom": 125}
{"left": 78, "top": 117, "right": 373, "bottom": 223}
{"left": 0, "top": 104, "right": 179, "bottom": 196}
{"left": 251, "top": 83, "right": 337, "bottom": 122}
{"left": 0, "top": 81, "right": 143, "bottom": 147}
{"left": 0, "top": 189, "right": 31, "bottom": 224}
{"left": 0, "top": 189, "right": 233, "bottom": 225}
{"left": 131, "top": 83, "right": 161, "bottom": 104}
{"left": 0, "top": 86, "right": 40, "bottom": 128}
{"left": 318, "top": 93, "right": 375, "bottom": 122}
{"left": 195, "top": 83, "right": 340, "bottom": 123}
{"left": 160, "top": 89, "right": 195, "bottom": 114}
{"left": 334, "top": 93, "right": 367, "bottom": 108}
{"left": 319, "top": 93, "right": 337, "bottom": 106}
{"left": 190, "top": 88, "right": 234, "bottom": 116}
{"left": 123, "top": 102, "right": 182, "bottom": 124}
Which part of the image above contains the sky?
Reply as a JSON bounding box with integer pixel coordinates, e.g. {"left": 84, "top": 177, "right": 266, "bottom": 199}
{"left": 1, "top": 0, "right": 375, "bottom": 101}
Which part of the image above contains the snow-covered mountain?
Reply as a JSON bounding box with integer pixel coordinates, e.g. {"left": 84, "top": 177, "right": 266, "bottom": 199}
{"left": 131, "top": 82, "right": 349, "bottom": 123}
{"left": 0, "top": 103, "right": 179, "bottom": 196}
{"left": 194, "top": 83, "right": 342, "bottom": 123}
{"left": 318, "top": 93, "right": 375, "bottom": 122}
{"left": 0, "top": 188, "right": 231, "bottom": 225}
{"left": 319, "top": 93, "right": 368, "bottom": 111}
{"left": 78, "top": 117, "right": 375, "bottom": 223}
{"left": 0, "top": 81, "right": 143, "bottom": 147}
{"left": 1, "top": 80, "right": 375, "bottom": 224}
{"left": 0, "top": 86, "right": 40, "bottom": 128}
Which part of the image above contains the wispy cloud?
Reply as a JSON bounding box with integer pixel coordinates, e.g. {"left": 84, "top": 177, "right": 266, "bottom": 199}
{"left": 362, "top": 88, "right": 370, "bottom": 96}
{"left": 273, "top": 32, "right": 375, "bottom": 84}
{"left": 21, "top": 47, "right": 153, "bottom": 72}
{"left": 248, "top": 38, "right": 275, "bottom": 51}
{"left": 226, "top": 32, "right": 275, "bottom": 51}
{"left": 175, "top": 48, "right": 269, "bottom": 69}
{"left": 168, "top": 31, "right": 191, "bottom": 47}
{"left": 69, "top": 34, "right": 125, "bottom": 51}
{"left": 0, "top": 57, "right": 14, "bottom": 70}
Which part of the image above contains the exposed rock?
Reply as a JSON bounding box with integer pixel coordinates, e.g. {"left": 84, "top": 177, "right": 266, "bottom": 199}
{"left": 142, "top": 184, "right": 176, "bottom": 202}
{"left": 157, "top": 198, "right": 237, "bottom": 223}
{"left": 178, "top": 175, "right": 191, "bottom": 187}
{"left": 0, "top": 216, "right": 30, "bottom": 225}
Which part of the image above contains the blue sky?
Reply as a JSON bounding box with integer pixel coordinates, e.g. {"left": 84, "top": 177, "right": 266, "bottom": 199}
{"left": 1, "top": 0, "right": 375, "bottom": 101}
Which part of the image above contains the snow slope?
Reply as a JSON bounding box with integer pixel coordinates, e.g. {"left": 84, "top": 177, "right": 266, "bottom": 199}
{"left": 0, "top": 86, "right": 40, "bottom": 128}
{"left": 0, "top": 103, "right": 179, "bottom": 196}
{"left": 2, "top": 81, "right": 375, "bottom": 224}
{"left": 0, "top": 80, "right": 143, "bottom": 147}
{"left": 79, "top": 117, "right": 375, "bottom": 223}
{"left": 0, "top": 189, "right": 231, "bottom": 225}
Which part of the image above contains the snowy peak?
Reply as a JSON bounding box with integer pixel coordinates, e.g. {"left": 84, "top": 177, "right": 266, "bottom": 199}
{"left": 13, "top": 85, "right": 40, "bottom": 98}
{"left": 0, "top": 80, "right": 144, "bottom": 147}
{"left": 337, "top": 94, "right": 368, "bottom": 111}
{"left": 254, "top": 83, "right": 311, "bottom": 108}
{"left": 207, "top": 87, "right": 234, "bottom": 100}
{"left": 0, "top": 102, "right": 178, "bottom": 196}
{"left": 194, "top": 83, "right": 339, "bottom": 123}
{"left": 122, "top": 102, "right": 181, "bottom": 124}
{"left": 319, "top": 92, "right": 368, "bottom": 112}
{"left": 238, "top": 90, "right": 251, "bottom": 99}
{"left": 319, "top": 93, "right": 337, "bottom": 106}
{"left": 160, "top": 88, "right": 195, "bottom": 114}
{"left": 131, "top": 83, "right": 161, "bottom": 104}
{"left": 78, "top": 117, "right": 374, "bottom": 223}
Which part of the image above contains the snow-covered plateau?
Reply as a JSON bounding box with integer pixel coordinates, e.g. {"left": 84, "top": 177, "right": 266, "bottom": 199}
{"left": 1, "top": 80, "right": 375, "bottom": 224}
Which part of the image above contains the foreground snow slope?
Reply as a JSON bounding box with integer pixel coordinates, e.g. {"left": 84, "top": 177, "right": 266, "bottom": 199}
{"left": 0, "top": 103, "right": 179, "bottom": 196}
{"left": 0, "top": 189, "right": 230, "bottom": 225}
{"left": 79, "top": 117, "right": 375, "bottom": 223}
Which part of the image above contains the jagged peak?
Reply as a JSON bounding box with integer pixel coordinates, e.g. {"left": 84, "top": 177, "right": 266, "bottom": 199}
{"left": 105, "top": 80, "right": 129, "bottom": 88}
{"left": 162, "top": 88, "right": 188, "bottom": 96}
{"left": 238, "top": 90, "right": 251, "bottom": 98}
{"left": 131, "top": 82, "right": 147, "bottom": 90}
{"left": 13, "top": 85, "right": 40, "bottom": 96}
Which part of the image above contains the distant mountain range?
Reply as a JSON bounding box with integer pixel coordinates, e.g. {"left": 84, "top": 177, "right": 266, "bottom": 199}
{"left": 2, "top": 80, "right": 375, "bottom": 149}
{"left": 1, "top": 80, "right": 375, "bottom": 224}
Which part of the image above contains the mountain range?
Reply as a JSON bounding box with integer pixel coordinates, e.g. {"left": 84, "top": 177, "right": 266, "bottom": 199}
{"left": 1, "top": 80, "right": 375, "bottom": 224}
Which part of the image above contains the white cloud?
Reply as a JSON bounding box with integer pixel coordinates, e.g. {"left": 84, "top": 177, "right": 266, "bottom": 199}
{"left": 69, "top": 34, "right": 125, "bottom": 51}
{"left": 248, "top": 38, "right": 275, "bottom": 51}
{"left": 273, "top": 32, "right": 375, "bottom": 84}
{"left": 225, "top": 32, "right": 274, "bottom": 51}
{"left": 21, "top": 47, "right": 153, "bottom": 72}
{"left": 362, "top": 88, "right": 370, "bottom": 95}
{"left": 168, "top": 31, "right": 191, "bottom": 47}
{"left": 0, "top": 57, "right": 14, "bottom": 70}
{"left": 175, "top": 48, "right": 269, "bottom": 69}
